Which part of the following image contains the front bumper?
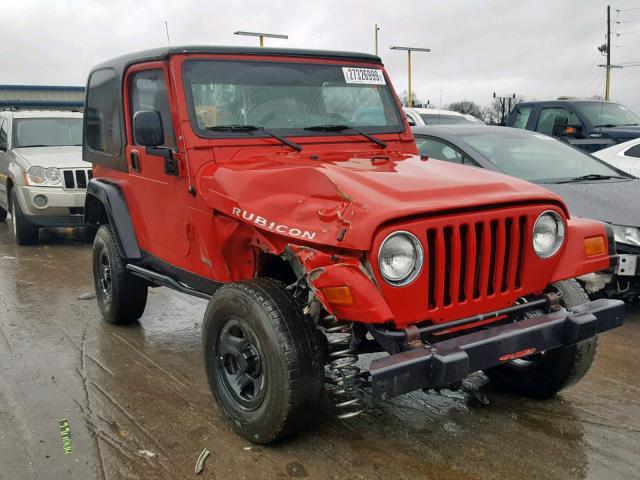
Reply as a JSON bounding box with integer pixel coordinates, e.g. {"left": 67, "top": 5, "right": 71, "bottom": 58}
{"left": 370, "top": 298, "right": 624, "bottom": 402}
{"left": 16, "top": 185, "right": 86, "bottom": 217}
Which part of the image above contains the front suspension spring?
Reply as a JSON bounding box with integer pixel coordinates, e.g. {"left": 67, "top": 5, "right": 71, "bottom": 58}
{"left": 322, "top": 319, "right": 365, "bottom": 419}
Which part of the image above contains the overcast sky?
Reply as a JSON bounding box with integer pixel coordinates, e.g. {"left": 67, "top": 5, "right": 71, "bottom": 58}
{"left": 1, "top": 0, "right": 639, "bottom": 112}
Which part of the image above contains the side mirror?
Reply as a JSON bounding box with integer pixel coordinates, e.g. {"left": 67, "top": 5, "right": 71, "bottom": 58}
{"left": 552, "top": 117, "right": 569, "bottom": 136}
{"left": 133, "top": 110, "right": 164, "bottom": 147}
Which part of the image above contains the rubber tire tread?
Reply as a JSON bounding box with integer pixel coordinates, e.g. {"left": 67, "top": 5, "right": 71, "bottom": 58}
{"left": 11, "top": 190, "right": 38, "bottom": 245}
{"left": 92, "top": 224, "right": 148, "bottom": 324}
{"left": 203, "top": 278, "right": 324, "bottom": 444}
{"left": 484, "top": 279, "right": 598, "bottom": 399}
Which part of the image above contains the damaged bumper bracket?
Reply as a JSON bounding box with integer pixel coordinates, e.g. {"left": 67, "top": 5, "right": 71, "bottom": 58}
{"left": 369, "top": 298, "right": 625, "bottom": 402}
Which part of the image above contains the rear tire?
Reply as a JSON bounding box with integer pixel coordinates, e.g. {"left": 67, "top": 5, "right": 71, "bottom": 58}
{"left": 484, "top": 279, "right": 597, "bottom": 399}
{"left": 203, "top": 278, "right": 324, "bottom": 444}
{"left": 92, "top": 224, "right": 148, "bottom": 324}
{"left": 10, "top": 190, "right": 39, "bottom": 245}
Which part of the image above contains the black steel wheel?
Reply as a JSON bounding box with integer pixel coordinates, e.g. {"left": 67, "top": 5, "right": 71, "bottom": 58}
{"left": 92, "top": 224, "right": 148, "bottom": 324}
{"left": 484, "top": 279, "right": 598, "bottom": 398}
{"left": 203, "top": 278, "right": 324, "bottom": 444}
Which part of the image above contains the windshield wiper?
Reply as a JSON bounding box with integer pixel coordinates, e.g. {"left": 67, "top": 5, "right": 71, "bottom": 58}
{"left": 304, "top": 124, "right": 387, "bottom": 148}
{"left": 593, "top": 124, "right": 618, "bottom": 128}
{"left": 205, "top": 125, "right": 302, "bottom": 151}
{"left": 555, "top": 173, "right": 630, "bottom": 183}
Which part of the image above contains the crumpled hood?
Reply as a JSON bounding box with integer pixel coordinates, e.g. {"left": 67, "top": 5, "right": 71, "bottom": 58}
{"left": 543, "top": 179, "right": 640, "bottom": 227}
{"left": 13, "top": 146, "right": 89, "bottom": 169}
{"left": 198, "top": 152, "right": 566, "bottom": 250}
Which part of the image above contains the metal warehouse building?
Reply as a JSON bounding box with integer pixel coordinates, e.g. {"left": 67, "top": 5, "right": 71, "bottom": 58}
{"left": 0, "top": 84, "right": 84, "bottom": 109}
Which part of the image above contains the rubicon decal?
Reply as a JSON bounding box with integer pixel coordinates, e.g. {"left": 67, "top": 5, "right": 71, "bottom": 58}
{"left": 232, "top": 207, "right": 317, "bottom": 240}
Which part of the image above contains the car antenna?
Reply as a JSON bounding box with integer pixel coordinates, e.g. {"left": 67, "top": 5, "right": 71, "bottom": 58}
{"left": 165, "top": 20, "right": 197, "bottom": 197}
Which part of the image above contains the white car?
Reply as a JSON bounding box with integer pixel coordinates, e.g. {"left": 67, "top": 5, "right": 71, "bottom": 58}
{"left": 403, "top": 107, "right": 483, "bottom": 127}
{"left": 0, "top": 110, "right": 90, "bottom": 245}
{"left": 593, "top": 138, "right": 640, "bottom": 176}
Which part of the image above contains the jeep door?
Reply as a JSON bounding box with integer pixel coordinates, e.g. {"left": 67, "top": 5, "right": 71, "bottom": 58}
{"left": 123, "top": 64, "right": 190, "bottom": 260}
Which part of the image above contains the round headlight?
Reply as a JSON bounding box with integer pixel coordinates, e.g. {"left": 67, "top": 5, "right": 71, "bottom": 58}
{"left": 45, "top": 167, "right": 61, "bottom": 183}
{"left": 378, "top": 231, "right": 423, "bottom": 286}
{"left": 27, "top": 166, "right": 46, "bottom": 184}
{"left": 532, "top": 211, "right": 565, "bottom": 258}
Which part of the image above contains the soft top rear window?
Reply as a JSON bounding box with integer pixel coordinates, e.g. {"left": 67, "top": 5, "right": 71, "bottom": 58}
{"left": 182, "top": 60, "right": 404, "bottom": 137}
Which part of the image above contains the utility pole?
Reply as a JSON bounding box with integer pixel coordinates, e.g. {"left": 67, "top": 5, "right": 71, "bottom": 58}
{"left": 374, "top": 24, "right": 380, "bottom": 56}
{"left": 598, "top": 5, "right": 622, "bottom": 100}
{"left": 390, "top": 46, "right": 430, "bottom": 107}
{"left": 493, "top": 93, "right": 516, "bottom": 125}
{"left": 234, "top": 31, "right": 288, "bottom": 47}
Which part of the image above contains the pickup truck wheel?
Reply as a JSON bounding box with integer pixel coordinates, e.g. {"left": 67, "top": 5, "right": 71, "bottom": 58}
{"left": 10, "top": 190, "right": 39, "bottom": 245}
{"left": 484, "top": 279, "right": 597, "bottom": 399}
{"left": 203, "top": 278, "right": 324, "bottom": 444}
{"left": 92, "top": 224, "right": 148, "bottom": 324}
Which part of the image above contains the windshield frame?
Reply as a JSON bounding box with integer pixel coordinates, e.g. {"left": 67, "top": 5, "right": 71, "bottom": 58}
{"left": 181, "top": 57, "right": 406, "bottom": 140}
{"left": 450, "top": 129, "right": 634, "bottom": 184}
{"left": 12, "top": 117, "right": 83, "bottom": 148}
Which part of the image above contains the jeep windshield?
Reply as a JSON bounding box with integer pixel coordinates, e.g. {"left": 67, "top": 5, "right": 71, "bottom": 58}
{"left": 574, "top": 102, "right": 640, "bottom": 128}
{"left": 182, "top": 60, "right": 404, "bottom": 138}
{"left": 13, "top": 118, "right": 83, "bottom": 148}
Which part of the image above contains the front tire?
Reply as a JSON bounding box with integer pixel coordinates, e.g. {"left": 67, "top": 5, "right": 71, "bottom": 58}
{"left": 92, "top": 224, "right": 148, "bottom": 324}
{"left": 203, "top": 278, "right": 324, "bottom": 444}
{"left": 484, "top": 279, "right": 597, "bottom": 398}
{"left": 10, "top": 190, "right": 39, "bottom": 245}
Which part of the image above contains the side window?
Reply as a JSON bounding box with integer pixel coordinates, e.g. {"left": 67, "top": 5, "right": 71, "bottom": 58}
{"left": 0, "top": 118, "right": 7, "bottom": 150}
{"left": 536, "top": 107, "right": 581, "bottom": 136}
{"left": 511, "top": 106, "right": 532, "bottom": 129}
{"left": 130, "top": 70, "right": 176, "bottom": 148}
{"left": 415, "top": 137, "right": 465, "bottom": 163}
{"left": 624, "top": 144, "right": 640, "bottom": 159}
{"left": 85, "top": 68, "right": 122, "bottom": 155}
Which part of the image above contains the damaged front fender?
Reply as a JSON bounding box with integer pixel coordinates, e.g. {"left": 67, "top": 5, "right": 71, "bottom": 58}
{"left": 285, "top": 245, "right": 394, "bottom": 324}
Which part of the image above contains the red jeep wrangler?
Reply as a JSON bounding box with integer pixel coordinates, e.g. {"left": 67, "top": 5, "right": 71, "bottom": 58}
{"left": 83, "top": 46, "right": 624, "bottom": 444}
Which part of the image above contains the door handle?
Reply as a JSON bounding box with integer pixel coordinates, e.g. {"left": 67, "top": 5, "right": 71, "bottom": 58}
{"left": 130, "top": 150, "right": 140, "bottom": 172}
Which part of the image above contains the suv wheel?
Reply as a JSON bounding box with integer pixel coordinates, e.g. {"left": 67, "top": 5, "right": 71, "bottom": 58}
{"left": 484, "top": 279, "right": 597, "bottom": 398}
{"left": 92, "top": 224, "right": 148, "bottom": 324}
{"left": 10, "top": 190, "right": 39, "bottom": 245}
{"left": 203, "top": 278, "right": 324, "bottom": 444}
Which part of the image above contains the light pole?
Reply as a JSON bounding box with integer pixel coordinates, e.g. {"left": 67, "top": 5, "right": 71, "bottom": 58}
{"left": 374, "top": 24, "right": 380, "bottom": 56}
{"left": 389, "top": 46, "right": 430, "bottom": 107}
{"left": 234, "top": 31, "right": 288, "bottom": 47}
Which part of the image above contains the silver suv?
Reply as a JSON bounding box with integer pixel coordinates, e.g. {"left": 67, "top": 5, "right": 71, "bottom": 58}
{"left": 0, "top": 110, "right": 90, "bottom": 244}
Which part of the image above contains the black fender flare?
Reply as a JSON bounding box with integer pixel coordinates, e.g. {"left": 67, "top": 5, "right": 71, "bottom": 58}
{"left": 84, "top": 178, "right": 141, "bottom": 260}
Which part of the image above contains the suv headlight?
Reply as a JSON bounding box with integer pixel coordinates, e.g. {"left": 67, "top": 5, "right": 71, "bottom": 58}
{"left": 533, "top": 210, "right": 565, "bottom": 258}
{"left": 27, "top": 166, "right": 61, "bottom": 186}
{"left": 378, "top": 231, "right": 423, "bottom": 286}
{"left": 612, "top": 225, "right": 640, "bottom": 247}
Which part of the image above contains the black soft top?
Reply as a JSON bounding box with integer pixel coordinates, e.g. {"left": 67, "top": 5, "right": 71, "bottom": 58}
{"left": 91, "top": 45, "right": 382, "bottom": 78}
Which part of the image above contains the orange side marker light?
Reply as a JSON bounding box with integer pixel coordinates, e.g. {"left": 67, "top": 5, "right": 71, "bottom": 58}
{"left": 584, "top": 235, "right": 606, "bottom": 256}
{"left": 321, "top": 286, "right": 354, "bottom": 306}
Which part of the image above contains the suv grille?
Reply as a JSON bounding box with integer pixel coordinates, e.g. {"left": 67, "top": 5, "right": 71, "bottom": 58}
{"left": 62, "top": 169, "right": 93, "bottom": 190}
{"left": 426, "top": 215, "right": 527, "bottom": 311}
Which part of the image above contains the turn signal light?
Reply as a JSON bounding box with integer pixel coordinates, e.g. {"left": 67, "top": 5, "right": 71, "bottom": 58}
{"left": 321, "top": 286, "right": 354, "bottom": 305}
{"left": 584, "top": 235, "right": 606, "bottom": 256}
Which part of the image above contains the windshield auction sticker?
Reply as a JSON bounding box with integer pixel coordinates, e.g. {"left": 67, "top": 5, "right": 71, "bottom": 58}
{"left": 342, "top": 67, "right": 386, "bottom": 85}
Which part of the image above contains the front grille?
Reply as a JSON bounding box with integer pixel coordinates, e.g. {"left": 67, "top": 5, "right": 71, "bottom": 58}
{"left": 62, "top": 169, "right": 92, "bottom": 189}
{"left": 426, "top": 215, "right": 528, "bottom": 311}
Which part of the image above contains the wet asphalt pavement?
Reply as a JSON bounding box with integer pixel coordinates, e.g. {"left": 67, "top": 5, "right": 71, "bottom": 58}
{"left": 0, "top": 223, "right": 639, "bottom": 480}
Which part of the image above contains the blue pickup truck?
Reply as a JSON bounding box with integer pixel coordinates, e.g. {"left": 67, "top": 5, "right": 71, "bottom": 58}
{"left": 506, "top": 99, "right": 640, "bottom": 153}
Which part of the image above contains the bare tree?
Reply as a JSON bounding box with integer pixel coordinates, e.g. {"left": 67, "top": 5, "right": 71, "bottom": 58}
{"left": 399, "top": 90, "right": 423, "bottom": 107}
{"left": 446, "top": 100, "right": 483, "bottom": 119}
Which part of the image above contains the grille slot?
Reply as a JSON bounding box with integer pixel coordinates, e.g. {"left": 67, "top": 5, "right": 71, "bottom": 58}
{"left": 62, "top": 169, "right": 91, "bottom": 189}
{"left": 427, "top": 215, "right": 527, "bottom": 311}
{"left": 63, "top": 170, "right": 75, "bottom": 189}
